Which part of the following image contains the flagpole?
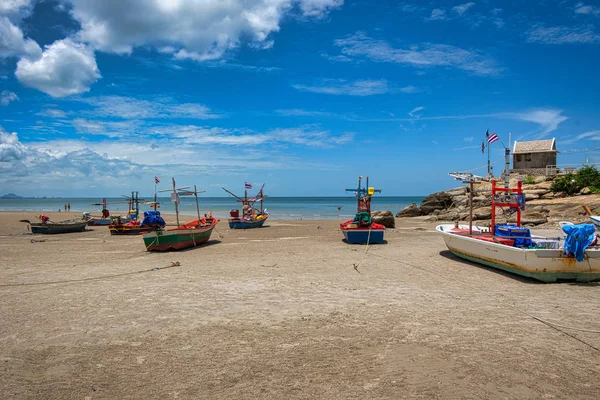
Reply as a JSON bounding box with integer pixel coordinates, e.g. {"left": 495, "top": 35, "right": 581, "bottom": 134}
{"left": 487, "top": 136, "right": 491, "bottom": 178}
{"left": 154, "top": 179, "right": 157, "bottom": 211}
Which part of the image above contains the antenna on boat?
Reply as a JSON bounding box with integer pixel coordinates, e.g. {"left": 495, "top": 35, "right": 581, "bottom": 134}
{"left": 448, "top": 172, "right": 485, "bottom": 236}
{"left": 159, "top": 177, "right": 191, "bottom": 227}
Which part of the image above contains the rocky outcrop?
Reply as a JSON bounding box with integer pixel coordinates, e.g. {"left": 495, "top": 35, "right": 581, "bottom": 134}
{"left": 396, "top": 203, "right": 421, "bottom": 217}
{"left": 372, "top": 210, "right": 395, "bottom": 228}
{"left": 396, "top": 175, "right": 600, "bottom": 228}
{"left": 419, "top": 191, "right": 453, "bottom": 215}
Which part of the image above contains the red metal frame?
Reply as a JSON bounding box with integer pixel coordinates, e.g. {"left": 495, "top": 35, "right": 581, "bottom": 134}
{"left": 491, "top": 179, "right": 522, "bottom": 233}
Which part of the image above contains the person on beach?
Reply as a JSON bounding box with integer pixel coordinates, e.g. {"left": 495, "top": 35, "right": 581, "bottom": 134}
{"left": 64, "top": 204, "right": 67, "bottom": 212}
{"left": 68, "top": 203, "right": 71, "bottom": 212}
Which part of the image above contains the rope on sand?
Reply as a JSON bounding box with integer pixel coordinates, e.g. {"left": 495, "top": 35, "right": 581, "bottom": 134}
{"left": 352, "top": 225, "right": 372, "bottom": 273}
{"left": 369, "top": 252, "right": 600, "bottom": 352}
{"left": 0, "top": 262, "right": 182, "bottom": 288}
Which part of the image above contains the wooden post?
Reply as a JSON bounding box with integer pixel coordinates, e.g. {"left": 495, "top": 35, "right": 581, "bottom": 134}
{"left": 516, "top": 180, "right": 522, "bottom": 227}
{"left": 194, "top": 185, "right": 201, "bottom": 222}
{"left": 172, "top": 177, "right": 180, "bottom": 227}
{"left": 469, "top": 180, "right": 474, "bottom": 235}
{"left": 491, "top": 179, "right": 496, "bottom": 234}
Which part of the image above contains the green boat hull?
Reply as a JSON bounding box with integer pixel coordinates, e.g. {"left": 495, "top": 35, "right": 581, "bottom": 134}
{"left": 143, "top": 227, "right": 214, "bottom": 251}
{"left": 450, "top": 250, "right": 600, "bottom": 283}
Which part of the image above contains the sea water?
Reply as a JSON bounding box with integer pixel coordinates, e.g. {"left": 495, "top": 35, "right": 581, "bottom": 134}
{"left": 0, "top": 196, "right": 425, "bottom": 220}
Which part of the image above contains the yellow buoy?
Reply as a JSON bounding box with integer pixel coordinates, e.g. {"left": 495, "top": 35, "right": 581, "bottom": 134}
{"left": 368, "top": 187, "right": 375, "bottom": 195}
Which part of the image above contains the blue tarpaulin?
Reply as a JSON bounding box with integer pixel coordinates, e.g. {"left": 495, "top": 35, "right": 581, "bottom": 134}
{"left": 562, "top": 223, "right": 596, "bottom": 262}
{"left": 495, "top": 224, "right": 532, "bottom": 248}
{"left": 140, "top": 211, "right": 166, "bottom": 228}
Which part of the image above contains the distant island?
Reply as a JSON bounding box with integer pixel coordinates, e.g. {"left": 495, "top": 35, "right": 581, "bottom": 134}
{"left": 0, "top": 193, "right": 23, "bottom": 199}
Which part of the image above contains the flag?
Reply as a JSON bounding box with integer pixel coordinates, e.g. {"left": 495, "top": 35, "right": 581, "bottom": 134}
{"left": 487, "top": 133, "right": 499, "bottom": 143}
{"left": 154, "top": 176, "right": 160, "bottom": 184}
{"left": 481, "top": 141, "right": 485, "bottom": 154}
{"left": 245, "top": 182, "right": 252, "bottom": 189}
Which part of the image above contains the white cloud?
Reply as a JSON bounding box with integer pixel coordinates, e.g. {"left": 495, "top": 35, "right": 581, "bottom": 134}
{"left": 298, "top": 0, "right": 344, "bottom": 18}
{"left": 0, "top": 0, "right": 33, "bottom": 15}
{"left": 37, "top": 108, "right": 67, "bottom": 118}
{"left": 274, "top": 108, "right": 336, "bottom": 117}
{"left": 0, "top": 126, "right": 27, "bottom": 161}
{"left": 408, "top": 106, "right": 424, "bottom": 118}
{"left": 527, "top": 25, "right": 600, "bottom": 44}
{"left": 292, "top": 79, "right": 393, "bottom": 96}
{"left": 575, "top": 2, "right": 600, "bottom": 16}
{"left": 0, "top": 90, "right": 18, "bottom": 105}
{"left": 452, "top": 2, "right": 475, "bottom": 16}
{"left": 15, "top": 38, "right": 101, "bottom": 97}
{"left": 79, "top": 96, "right": 221, "bottom": 120}
{"left": 426, "top": 9, "right": 446, "bottom": 21}
{"left": 66, "top": 0, "right": 343, "bottom": 60}
{"left": 334, "top": 32, "right": 501, "bottom": 75}
{"left": 0, "top": 16, "right": 41, "bottom": 58}
{"left": 508, "top": 109, "right": 568, "bottom": 137}
{"left": 153, "top": 124, "right": 352, "bottom": 147}
{"left": 464, "top": 136, "right": 474, "bottom": 142}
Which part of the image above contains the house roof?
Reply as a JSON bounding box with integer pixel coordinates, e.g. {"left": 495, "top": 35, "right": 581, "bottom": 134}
{"left": 512, "top": 139, "right": 556, "bottom": 154}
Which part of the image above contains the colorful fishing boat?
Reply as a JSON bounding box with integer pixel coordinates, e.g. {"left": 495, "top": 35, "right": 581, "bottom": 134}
{"left": 84, "top": 196, "right": 137, "bottom": 226}
{"left": 437, "top": 175, "right": 600, "bottom": 283}
{"left": 222, "top": 184, "right": 268, "bottom": 229}
{"left": 108, "top": 192, "right": 149, "bottom": 235}
{"left": 340, "top": 176, "right": 385, "bottom": 244}
{"left": 143, "top": 178, "right": 218, "bottom": 251}
{"left": 21, "top": 215, "right": 87, "bottom": 234}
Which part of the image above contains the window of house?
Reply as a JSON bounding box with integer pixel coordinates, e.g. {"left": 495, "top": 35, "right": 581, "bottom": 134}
{"left": 516, "top": 154, "right": 523, "bottom": 162}
{"left": 525, "top": 153, "right": 532, "bottom": 161}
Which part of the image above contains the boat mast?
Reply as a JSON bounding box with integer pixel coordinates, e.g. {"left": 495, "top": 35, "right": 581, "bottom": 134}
{"left": 194, "top": 185, "right": 201, "bottom": 221}
{"left": 172, "top": 178, "right": 179, "bottom": 226}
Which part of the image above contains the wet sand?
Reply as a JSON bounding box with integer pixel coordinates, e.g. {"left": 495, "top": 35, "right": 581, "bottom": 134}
{"left": 1, "top": 211, "right": 599, "bottom": 399}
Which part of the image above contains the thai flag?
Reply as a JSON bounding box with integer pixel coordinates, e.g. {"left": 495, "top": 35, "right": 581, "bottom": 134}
{"left": 154, "top": 176, "right": 160, "bottom": 184}
{"left": 487, "top": 133, "right": 499, "bottom": 143}
{"left": 245, "top": 182, "right": 252, "bottom": 189}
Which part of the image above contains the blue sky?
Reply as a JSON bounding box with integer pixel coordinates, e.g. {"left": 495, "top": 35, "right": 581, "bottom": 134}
{"left": 1, "top": 0, "right": 599, "bottom": 197}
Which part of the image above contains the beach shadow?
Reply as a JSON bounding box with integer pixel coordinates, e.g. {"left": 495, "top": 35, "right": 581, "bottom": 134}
{"left": 341, "top": 239, "right": 389, "bottom": 245}
{"left": 438, "top": 250, "right": 543, "bottom": 284}
{"left": 147, "top": 239, "right": 222, "bottom": 253}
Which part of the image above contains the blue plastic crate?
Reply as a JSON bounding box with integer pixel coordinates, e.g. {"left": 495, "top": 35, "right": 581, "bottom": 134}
{"left": 495, "top": 224, "right": 532, "bottom": 248}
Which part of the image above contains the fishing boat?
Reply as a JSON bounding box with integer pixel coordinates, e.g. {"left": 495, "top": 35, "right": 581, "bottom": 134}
{"left": 437, "top": 175, "right": 600, "bottom": 283}
{"left": 21, "top": 215, "right": 87, "bottom": 234}
{"left": 84, "top": 196, "right": 139, "bottom": 227}
{"left": 108, "top": 192, "right": 154, "bottom": 235}
{"left": 143, "top": 178, "right": 218, "bottom": 251}
{"left": 222, "top": 184, "right": 268, "bottom": 229}
{"left": 340, "top": 176, "right": 385, "bottom": 244}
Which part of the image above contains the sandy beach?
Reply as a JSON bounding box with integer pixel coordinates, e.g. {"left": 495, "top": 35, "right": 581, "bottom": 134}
{"left": 1, "top": 211, "right": 599, "bottom": 399}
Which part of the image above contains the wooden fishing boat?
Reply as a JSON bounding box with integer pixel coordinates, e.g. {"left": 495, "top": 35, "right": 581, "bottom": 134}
{"left": 84, "top": 196, "right": 135, "bottom": 226}
{"left": 21, "top": 216, "right": 87, "bottom": 234}
{"left": 143, "top": 217, "right": 218, "bottom": 251}
{"left": 340, "top": 176, "right": 385, "bottom": 244}
{"left": 143, "top": 178, "right": 218, "bottom": 251}
{"left": 437, "top": 176, "right": 600, "bottom": 282}
{"left": 223, "top": 184, "right": 268, "bottom": 229}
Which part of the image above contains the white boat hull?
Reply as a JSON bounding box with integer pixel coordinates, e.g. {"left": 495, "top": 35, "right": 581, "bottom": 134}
{"left": 436, "top": 224, "right": 600, "bottom": 282}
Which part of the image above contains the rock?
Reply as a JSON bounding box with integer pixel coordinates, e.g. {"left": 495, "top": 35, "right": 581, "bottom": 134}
{"left": 509, "top": 211, "right": 548, "bottom": 226}
{"left": 445, "top": 187, "right": 466, "bottom": 197}
{"left": 524, "top": 189, "right": 550, "bottom": 198}
{"left": 524, "top": 193, "right": 537, "bottom": 201}
{"left": 451, "top": 195, "right": 468, "bottom": 207}
{"left": 420, "top": 191, "right": 453, "bottom": 215}
{"left": 529, "top": 182, "right": 553, "bottom": 190}
{"left": 472, "top": 195, "right": 491, "bottom": 208}
{"left": 396, "top": 203, "right": 421, "bottom": 217}
{"left": 472, "top": 207, "right": 492, "bottom": 220}
{"left": 554, "top": 192, "right": 567, "bottom": 198}
{"left": 371, "top": 210, "right": 395, "bottom": 228}
{"left": 581, "top": 187, "right": 592, "bottom": 195}
{"left": 540, "top": 192, "right": 555, "bottom": 200}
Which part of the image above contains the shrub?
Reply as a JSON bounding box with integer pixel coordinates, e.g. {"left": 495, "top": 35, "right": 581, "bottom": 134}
{"left": 575, "top": 166, "right": 600, "bottom": 189}
{"left": 523, "top": 175, "right": 536, "bottom": 185}
{"left": 550, "top": 173, "right": 583, "bottom": 196}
